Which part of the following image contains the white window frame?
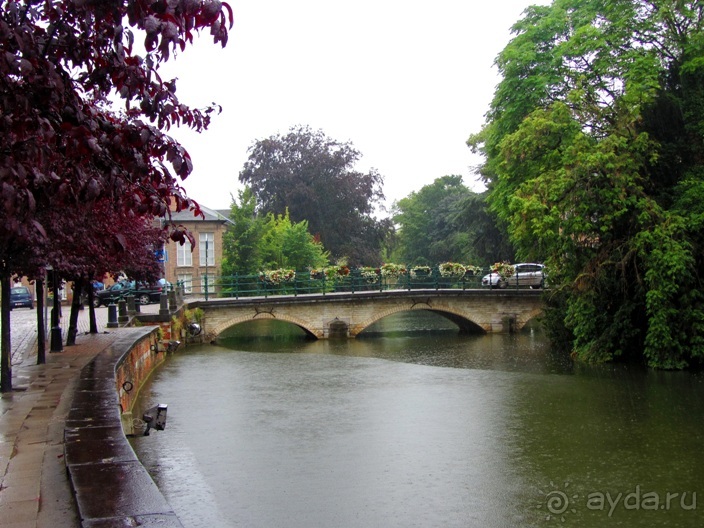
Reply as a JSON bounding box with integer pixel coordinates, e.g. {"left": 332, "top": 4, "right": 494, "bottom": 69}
{"left": 177, "top": 273, "right": 193, "bottom": 294}
{"left": 177, "top": 240, "right": 192, "bottom": 267}
{"left": 200, "top": 273, "right": 216, "bottom": 294}
{"left": 199, "top": 233, "right": 215, "bottom": 267}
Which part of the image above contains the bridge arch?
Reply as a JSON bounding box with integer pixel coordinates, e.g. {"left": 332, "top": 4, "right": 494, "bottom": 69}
{"left": 211, "top": 312, "right": 319, "bottom": 339}
{"left": 516, "top": 306, "right": 545, "bottom": 329}
{"left": 354, "top": 305, "right": 486, "bottom": 337}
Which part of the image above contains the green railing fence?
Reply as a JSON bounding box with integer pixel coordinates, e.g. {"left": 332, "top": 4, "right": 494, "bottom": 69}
{"left": 178, "top": 267, "right": 546, "bottom": 300}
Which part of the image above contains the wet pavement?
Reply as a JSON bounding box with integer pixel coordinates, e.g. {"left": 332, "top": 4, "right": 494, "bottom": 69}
{"left": 0, "top": 303, "right": 164, "bottom": 528}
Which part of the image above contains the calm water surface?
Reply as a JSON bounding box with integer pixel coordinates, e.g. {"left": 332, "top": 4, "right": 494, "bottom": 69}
{"left": 131, "top": 312, "right": 704, "bottom": 528}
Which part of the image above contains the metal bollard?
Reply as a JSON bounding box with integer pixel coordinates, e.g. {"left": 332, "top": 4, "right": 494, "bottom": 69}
{"left": 107, "top": 303, "right": 119, "bottom": 328}
{"left": 50, "top": 305, "right": 63, "bottom": 352}
{"left": 118, "top": 299, "right": 128, "bottom": 324}
{"left": 168, "top": 290, "right": 177, "bottom": 312}
{"left": 125, "top": 294, "right": 136, "bottom": 316}
{"left": 159, "top": 292, "right": 169, "bottom": 316}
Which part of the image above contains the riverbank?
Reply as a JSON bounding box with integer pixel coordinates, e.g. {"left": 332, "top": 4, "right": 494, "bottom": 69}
{"left": 0, "top": 305, "right": 181, "bottom": 527}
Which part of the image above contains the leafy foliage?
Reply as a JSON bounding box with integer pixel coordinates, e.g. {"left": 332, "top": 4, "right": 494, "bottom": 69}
{"left": 239, "top": 125, "right": 392, "bottom": 265}
{"left": 391, "top": 176, "right": 470, "bottom": 264}
{"left": 0, "top": 0, "right": 232, "bottom": 391}
{"left": 470, "top": 0, "right": 704, "bottom": 368}
{"left": 221, "top": 188, "right": 265, "bottom": 275}
{"left": 259, "top": 210, "right": 329, "bottom": 272}
{"left": 0, "top": 0, "right": 233, "bottom": 251}
{"left": 222, "top": 190, "right": 329, "bottom": 275}
{"left": 391, "top": 176, "right": 514, "bottom": 266}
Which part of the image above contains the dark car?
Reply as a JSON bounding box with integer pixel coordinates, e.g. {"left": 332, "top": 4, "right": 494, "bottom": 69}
{"left": 93, "top": 280, "right": 168, "bottom": 307}
{"left": 10, "top": 286, "right": 33, "bottom": 309}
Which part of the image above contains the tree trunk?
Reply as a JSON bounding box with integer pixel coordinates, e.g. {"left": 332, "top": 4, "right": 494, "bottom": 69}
{"left": 36, "top": 277, "right": 45, "bottom": 364}
{"left": 87, "top": 286, "right": 98, "bottom": 333}
{"left": 50, "top": 271, "right": 63, "bottom": 352}
{"left": 1, "top": 277, "right": 12, "bottom": 392}
{"left": 66, "top": 277, "right": 84, "bottom": 346}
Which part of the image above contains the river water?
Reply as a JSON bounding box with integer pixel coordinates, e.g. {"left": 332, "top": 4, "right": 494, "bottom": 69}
{"left": 130, "top": 312, "right": 704, "bottom": 527}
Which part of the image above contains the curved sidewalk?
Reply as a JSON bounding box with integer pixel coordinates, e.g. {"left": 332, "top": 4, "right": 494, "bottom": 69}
{"left": 0, "top": 305, "right": 162, "bottom": 528}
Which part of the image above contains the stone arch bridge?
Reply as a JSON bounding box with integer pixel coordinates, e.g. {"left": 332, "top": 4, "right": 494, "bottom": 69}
{"left": 187, "top": 289, "right": 545, "bottom": 340}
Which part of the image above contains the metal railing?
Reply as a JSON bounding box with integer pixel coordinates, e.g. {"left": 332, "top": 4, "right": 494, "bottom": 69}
{"left": 175, "top": 268, "right": 546, "bottom": 300}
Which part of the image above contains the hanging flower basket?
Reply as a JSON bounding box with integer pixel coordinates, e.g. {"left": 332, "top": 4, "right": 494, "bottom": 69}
{"left": 380, "top": 263, "right": 407, "bottom": 278}
{"left": 490, "top": 261, "right": 515, "bottom": 279}
{"left": 438, "top": 262, "right": 466, "bottom": 278}
{"left": 260, "top": 269, "right": 296, "bottom": 285}
{"left": 321, "top": 265, "right": 350, "bottom": 279}
{"left": 463, "top": 265, "right": 483, "bottom": 278}
{"left": 359, "top": 267, "right": 380, "bottom": 284}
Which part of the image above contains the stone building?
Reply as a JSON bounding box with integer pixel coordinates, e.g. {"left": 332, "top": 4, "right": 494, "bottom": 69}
{"left": 161, "top": 205, "right": 233, "bottom": 296}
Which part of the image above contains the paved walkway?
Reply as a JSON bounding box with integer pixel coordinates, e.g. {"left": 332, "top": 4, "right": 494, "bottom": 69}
{"left": 0, "top": 303, "right": 160, "bottom": 528}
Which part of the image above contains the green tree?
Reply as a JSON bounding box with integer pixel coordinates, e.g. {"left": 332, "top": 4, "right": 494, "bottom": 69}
{"left": 392, "top": 176, "right": 475, "bottom": 265}
{"left": 239, "top": 125, "right": 391, "bottom": 265}
{"left": 258, "top": 210, "right": 329, "bottom": 271}
{"left": 0, "top": 0, "right": 231, "bottom": 391}
{"left": 222, "top": 189, "right": 329, "bottom": 275}
{"left": 221, "top": 188, "right": 265, "bottom": 275}
{"left": 469, "top": 0, "right": 704, "bottom": 368}
{"left": 454, "top": 192, "right": 515, "bottom": 265}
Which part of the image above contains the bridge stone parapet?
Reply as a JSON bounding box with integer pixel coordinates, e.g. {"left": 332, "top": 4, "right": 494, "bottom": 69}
{"left": 187, "top": 289, "right": 545, "bottom": 340}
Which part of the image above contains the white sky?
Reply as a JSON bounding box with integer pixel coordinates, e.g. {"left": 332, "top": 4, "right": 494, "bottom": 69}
{"left": 160, "top": 0, "right": 548, "bottom": 212}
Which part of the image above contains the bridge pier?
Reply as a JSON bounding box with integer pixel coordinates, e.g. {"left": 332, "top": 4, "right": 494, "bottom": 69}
{"left": 327, "top": 318, "right": 349, "bottom": 338}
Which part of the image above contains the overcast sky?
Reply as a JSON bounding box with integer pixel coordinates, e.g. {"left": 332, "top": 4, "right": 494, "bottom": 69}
{"left": 160, "top": 1, "right": 548, "bottom": 212}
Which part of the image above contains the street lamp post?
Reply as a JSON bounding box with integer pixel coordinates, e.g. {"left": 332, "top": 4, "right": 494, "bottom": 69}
{"left": 204, "top": 239, "right": 209, "bottom": 301}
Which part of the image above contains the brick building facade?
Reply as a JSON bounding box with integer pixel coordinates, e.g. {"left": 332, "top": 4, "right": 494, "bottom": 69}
{"left": 161, "top": 205, "right": 232, "bottom": 296}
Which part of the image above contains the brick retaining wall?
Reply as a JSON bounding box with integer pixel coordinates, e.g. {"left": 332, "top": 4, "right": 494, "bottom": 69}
{"left": 64, "top": 327, "right": 183, "bottom": 527}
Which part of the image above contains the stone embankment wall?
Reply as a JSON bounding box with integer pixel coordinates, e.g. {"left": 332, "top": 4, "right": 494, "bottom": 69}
{"left": 115, "top": 328, "right": 164, "bottom": 417}
{"left": 64, "top": 327, "right": 184, "bottom": 527}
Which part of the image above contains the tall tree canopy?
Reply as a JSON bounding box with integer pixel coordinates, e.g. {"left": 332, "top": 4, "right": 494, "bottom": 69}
{"left": 1, "top": 0, "right": 232, "bottom": 254}
{"left": 221, "top": 187, "right": 264, "bottom": 276}
{"left": 391, "top": 176, "right": 475, "bottom": 265}
{"left": 469, "top": 0, "right": 704, "bottom": 368}
{"left": 391, "top": 176, "right": 515, "bottom": 266}
{"left": 239, "top": 125, "right": 392, "bottom": 266}
{"left": 221, "top": 188, "right": 329, "bottom": 275}
{"left": 0, "top": 0, "right": 232, "bottom": 391}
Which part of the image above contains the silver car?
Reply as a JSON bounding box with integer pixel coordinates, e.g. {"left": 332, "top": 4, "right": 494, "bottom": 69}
{"left": 482, "top": 263, "right": 547, "bottom": 289}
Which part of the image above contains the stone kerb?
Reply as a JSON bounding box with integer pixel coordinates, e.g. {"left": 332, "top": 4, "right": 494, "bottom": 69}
{"left": 64, "top": 327, "right": 182, "bottom": 527}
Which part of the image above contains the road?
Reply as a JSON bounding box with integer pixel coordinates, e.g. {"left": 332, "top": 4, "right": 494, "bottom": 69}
{"left": 7, "top": 301, "right": 160, "bottom": 367}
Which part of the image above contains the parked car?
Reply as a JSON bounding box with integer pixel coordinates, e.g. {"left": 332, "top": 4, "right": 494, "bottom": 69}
{"left": 10, "top": 286, "right": 33, "bottom": 309}
{"left": 482, "top": 263, "right": 547, "bottom": 289}
{"left": 93, "top": 280, "right": 169, "bottom": 307}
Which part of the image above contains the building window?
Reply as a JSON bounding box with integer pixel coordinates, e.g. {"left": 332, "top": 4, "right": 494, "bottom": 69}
{"left": 201, "top": 274, "right": 216, "bottom": 295}
{"left": 199, "top": 233, "right": 215, "bottom": 267}
{"left": 177, "top": 240, "right": 192, "bottom": 267}
{"left": 177, "top": 274, "right": 193, "bottom": 294}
